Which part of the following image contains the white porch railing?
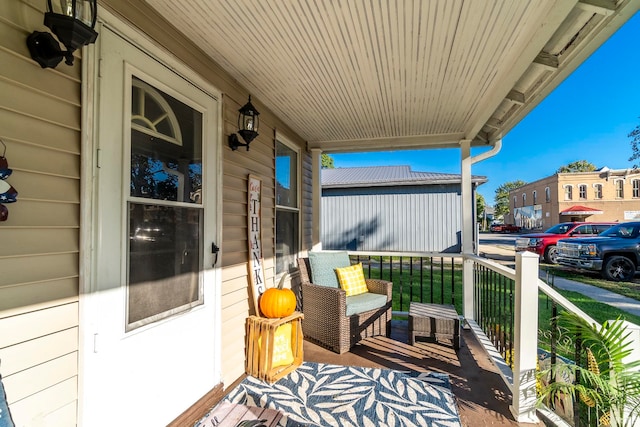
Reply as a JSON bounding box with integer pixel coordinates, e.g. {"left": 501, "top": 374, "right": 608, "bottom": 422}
{"left": 347, "top": 250, "right": 606, "bottom": 425}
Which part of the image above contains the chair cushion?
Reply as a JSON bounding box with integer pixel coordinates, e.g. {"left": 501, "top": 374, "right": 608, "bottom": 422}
{"left": 307, "top": 251, "right": 351, "bottom": 288}
{"left": 335, "top": 263, "right": 368, "bottom": 296}
{"left": 346, "top": 292, "right": 388, "bottom": 316}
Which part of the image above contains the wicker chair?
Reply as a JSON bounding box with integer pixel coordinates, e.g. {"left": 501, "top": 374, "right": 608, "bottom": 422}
{"left": 298, "top": 257, "right": 393, "bottom": 354}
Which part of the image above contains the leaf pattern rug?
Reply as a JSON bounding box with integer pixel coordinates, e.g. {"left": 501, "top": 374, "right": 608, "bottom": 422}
{"left": 198, "top": 362, "right": 461, "bottom": 427}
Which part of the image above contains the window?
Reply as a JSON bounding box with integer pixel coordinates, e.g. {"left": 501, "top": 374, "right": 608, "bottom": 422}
{"left": 594, "top": 184, "right": 603, "bottom": 199}
{"left": 532, "top": 190, "right": 537, "bottom": 204}
{"left": 522, "top": 193, "right": 526, "bottom": 205}
{"left": 633, "top": 179, "right": 640, "bottom": 198}
{"left": 615, "top": 179, "right": 624, "bottom": 198}
{"left": 127, "top": 76, "right": 205, "bottom": 330}
{"left": 513, "top": 196, "right": 517, "bottom": 208}
{"left": 579, "top": 184, "right": 587, "bottom": 200}
{"left": 573, "top": 225, "right": 592, "bottom": 235}
{"left": 275, "top": 138, "right": 300, "bottom": 275}
{"left": 564, "top": 185, "right": 572, "bottom": 201}
{"left": 545, "top": 187, "right": 550, "bottom": 202}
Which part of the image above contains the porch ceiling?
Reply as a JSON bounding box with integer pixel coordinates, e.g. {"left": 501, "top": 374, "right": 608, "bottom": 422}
{"left": 145, "top": 0, "right": 639, "bottom": 153}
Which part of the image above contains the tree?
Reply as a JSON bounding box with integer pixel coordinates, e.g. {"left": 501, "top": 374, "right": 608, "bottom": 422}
{"left": 628, "top": 120, "right": 640, "bottom": 168}
{"left": 321, "top": 153, "right": 334, "bottom": 169}
{"left": 476, "top": 193, "right": 486, "bottom": 230}
{"left": 494, "top": 180, "right": 527, "bottom": 218}
{"left": 556, "top": 160, "right": 597, "bottom": 173}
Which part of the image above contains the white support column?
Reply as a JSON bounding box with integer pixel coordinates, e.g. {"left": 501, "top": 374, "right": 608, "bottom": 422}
{"left": 311, "top": 149, "right": 323, "bottom": 251}
{"left": 460, "top": 140, "right": 474, "bottom": 320}
{"left": 511, "top": 250, "right": 540, "bottom": 423}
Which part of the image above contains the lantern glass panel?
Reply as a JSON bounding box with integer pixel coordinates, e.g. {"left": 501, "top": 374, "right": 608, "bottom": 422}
{"left": 54, "top": 0, "right": 93, "bottom": 26}
{"left": 243, "top": 114, "right": 255, "bottom": 131}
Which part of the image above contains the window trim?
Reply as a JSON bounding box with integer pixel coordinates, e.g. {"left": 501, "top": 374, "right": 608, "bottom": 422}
{"left": 563, "top": 184, "right": 573, "bottom": 201}
{"left": 275, "top": 133, "right": 301, "bottom": 278}
{"left": 578, "top": 183, "right": 587, "bottom": 200}
{"left": 593, "top": 183, "right": 603, "bottom": 199}
{"left": 615, "top": 179, "right": 624, "bottom": 199}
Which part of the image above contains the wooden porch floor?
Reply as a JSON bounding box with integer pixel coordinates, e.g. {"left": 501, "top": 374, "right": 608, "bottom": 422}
{"left": 303, "top": 320, "right": 544, "bottom": 427}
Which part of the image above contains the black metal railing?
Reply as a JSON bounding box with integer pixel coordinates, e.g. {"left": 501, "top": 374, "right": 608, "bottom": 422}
{"left": 349, "top": 252, "right": 461, "bottom": 313}
{"left": 473, "top": 262, "right": 514, "bottom": 362}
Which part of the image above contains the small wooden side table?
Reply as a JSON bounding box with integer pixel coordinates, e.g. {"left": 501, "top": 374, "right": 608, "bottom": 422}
{"left": 245, "top": 312, "right": 304, "bottom": 383}
{"left": 409, "top": 302, "right": 460, "bottom": 350}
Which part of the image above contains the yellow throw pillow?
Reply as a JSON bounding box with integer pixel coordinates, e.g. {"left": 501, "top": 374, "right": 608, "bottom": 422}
{"left": 259, "top": 323, "right": 294, "bottom": 369}
{"left": 335, "top": 263, "right": 369, "bottom": 296}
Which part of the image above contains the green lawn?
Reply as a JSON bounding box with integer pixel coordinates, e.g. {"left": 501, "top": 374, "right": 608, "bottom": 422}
{"left": 357, "top": 257, "right": 640, "bottom": 349}
{"left": 541, "top": 264, "right": 640, "bottom": 302}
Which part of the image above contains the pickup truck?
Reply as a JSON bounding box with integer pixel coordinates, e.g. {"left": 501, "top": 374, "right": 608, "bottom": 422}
{"left": 556, "top": 221, "right": 640, "bottom": 282}
{"left": 515, "top": 222, "right": 616, "bottom": 264}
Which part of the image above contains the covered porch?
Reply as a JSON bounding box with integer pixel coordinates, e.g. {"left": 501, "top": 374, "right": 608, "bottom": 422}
{"left": 1, "top": 1, "right": 639, "bottom": 426}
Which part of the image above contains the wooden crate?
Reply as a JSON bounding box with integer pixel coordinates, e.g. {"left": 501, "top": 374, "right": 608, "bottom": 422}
{"left": 245, "top": 312, "right": 304, "bottom": 383}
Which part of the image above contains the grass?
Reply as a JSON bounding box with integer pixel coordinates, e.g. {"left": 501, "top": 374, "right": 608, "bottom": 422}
{"left": 541, "top": 264, "right": 640, "bottom": 302}
{"left": 356, "top": 255, "right": 640, "bottom": 358}
{"left": 538, "top": 287, "right": 640, "bottom": 326}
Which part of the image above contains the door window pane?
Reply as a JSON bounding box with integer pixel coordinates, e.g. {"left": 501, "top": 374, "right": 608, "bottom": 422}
{"left": 127, "top": 76, "right": 204, "bottom": 330}
{"left": 128, "top": 204, "right": 203, "bottom": 327}
{"left": 130, "top": 77, "right": 203, "bottom": 203}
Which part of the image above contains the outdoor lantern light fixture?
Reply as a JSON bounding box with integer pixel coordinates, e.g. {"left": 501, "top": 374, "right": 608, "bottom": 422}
{"left": 27, "top": 0, "right": 98, "bottom": 68}
{"left": 228, "top": 95, "right": 260, "bottom": 151}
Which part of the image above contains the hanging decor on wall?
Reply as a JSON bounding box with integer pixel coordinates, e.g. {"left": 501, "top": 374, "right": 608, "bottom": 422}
{"left": 0, "top": 139, "right": 18, "bottom": 222}
{"left": 247, "top": 174, "right": 266, "bottom": 315}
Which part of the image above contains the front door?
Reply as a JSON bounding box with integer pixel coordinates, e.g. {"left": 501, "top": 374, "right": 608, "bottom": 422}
{"left": 81, "top": 27, "right": 221, "bottom": 426}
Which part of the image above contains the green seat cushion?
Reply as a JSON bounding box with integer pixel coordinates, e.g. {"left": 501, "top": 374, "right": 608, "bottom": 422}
{"left": 308, "top": 251, "right": 351, "bottom": 288}
{"left": 346, "top": 292, "right": 388, "bottom": 316}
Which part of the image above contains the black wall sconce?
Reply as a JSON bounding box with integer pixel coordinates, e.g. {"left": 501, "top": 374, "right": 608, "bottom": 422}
{"left": 228, "top": 96, "right": 260, "bottom": 151}
{"left": 27, "top": 0, "right": 98, "bottom": 68}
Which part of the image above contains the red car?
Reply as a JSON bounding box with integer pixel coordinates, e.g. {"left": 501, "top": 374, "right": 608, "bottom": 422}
{"left": 514, "top": 222, "right": 616, "bottom": 264}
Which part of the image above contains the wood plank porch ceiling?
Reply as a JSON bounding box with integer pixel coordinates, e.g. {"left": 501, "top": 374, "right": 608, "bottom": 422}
{"left": 145, "top": 0, "right": 638, "bottom": 153}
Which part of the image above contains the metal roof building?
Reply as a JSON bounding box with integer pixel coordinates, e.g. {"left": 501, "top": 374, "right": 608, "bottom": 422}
{"left": 321, "top": 166, "right": 487, "bottom": 252}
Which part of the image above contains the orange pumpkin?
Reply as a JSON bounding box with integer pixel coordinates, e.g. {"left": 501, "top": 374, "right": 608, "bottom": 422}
{"left": 259, "top": 275, "right": 296, "bottom": 318}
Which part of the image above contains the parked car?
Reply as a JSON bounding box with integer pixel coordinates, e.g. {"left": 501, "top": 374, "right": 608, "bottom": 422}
{"left": 556, "top": 221, "right": 640, "bottom": 282}
{"left": 490, "top": 223, "right": 521, "bottom": 233}
{"left": 515, "top": 222, "right": 616, "bottom": 264}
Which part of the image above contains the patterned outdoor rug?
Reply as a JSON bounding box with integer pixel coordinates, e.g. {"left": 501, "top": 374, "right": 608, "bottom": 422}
{"left": 196, "top": 362, "right": 461, "bottom": 427}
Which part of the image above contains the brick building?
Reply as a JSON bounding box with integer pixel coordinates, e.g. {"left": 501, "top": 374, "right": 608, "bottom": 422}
{"left": 507, "top": 167, "right": 640, "bottom": 230}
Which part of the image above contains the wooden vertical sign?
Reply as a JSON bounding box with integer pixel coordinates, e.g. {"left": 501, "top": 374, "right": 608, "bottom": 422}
{"left": 248, "top": 174, "right": 266, "bottom": 316}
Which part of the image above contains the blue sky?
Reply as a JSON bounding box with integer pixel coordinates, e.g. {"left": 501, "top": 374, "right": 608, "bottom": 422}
{"left": 331, "top": 11, "right": 640, "bottom": 206}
